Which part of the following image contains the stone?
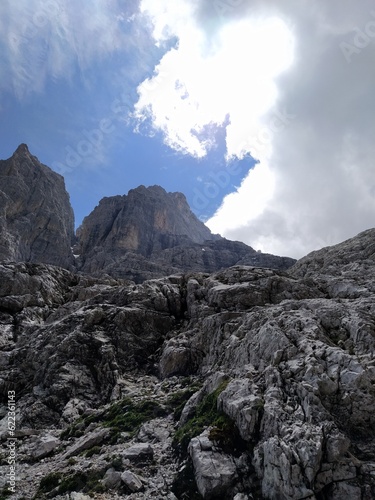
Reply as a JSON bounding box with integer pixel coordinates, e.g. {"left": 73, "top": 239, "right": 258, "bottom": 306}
{"left": 138, "top": 418, "right": 171, "bottom": 442}
{"left": 62, "top": 427, "right": 110, "bottom": 459}
{"left": 189, "top": 431, "right": 238, "bottom": 499}
{"left": 121, "top": 470, "right": 144, "bottom": 492}
{"left": 31, "top": 434, "right": 60, "bottom": 460}
{"left": 122, "top": 442, "right": 154, "bottom": 460}
{"left": 2, "top": 221, "right": 375, "bottom": 499}
{"left": 102, "top": 468, "right": 122, "bottom": 489}
{"left": 330, "top": 481, "right": 362, "bottom": 499}
{"left": 60, "top": 398, "right": 89, "bottom": 424}
{"left": 68, "top": 494, "right": 93, "bottom": 500}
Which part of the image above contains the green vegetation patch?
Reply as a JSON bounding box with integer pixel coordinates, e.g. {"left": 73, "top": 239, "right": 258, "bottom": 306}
{"left": 84, "top": 445, "right": 102, "bottom": 457}
{"left": 166, "top": 383, "right": 203, "bottom": 420}
{"left": 36, "top": 470, "right": 105, "bottom": 498}
{"left": 0, "top": 487, "right": 13, "bottom": 500}
{"left": 101, "top": 398, "right": 167, "bottom": 443}
{"left": 173, "top": 380, "right": 233, "bottom": 454}
{"left": 60, "top": 397, "right": 168, "bottom": 444}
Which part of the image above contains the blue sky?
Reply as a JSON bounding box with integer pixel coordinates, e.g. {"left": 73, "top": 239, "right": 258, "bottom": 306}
{"left": 1, "top": 1, "right": 374, "bottom": 258}
{"left": 0, "top": 0, "right": 255, "bottom": 230}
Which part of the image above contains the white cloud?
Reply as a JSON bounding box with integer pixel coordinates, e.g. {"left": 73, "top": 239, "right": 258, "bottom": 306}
{"left": 135, "top": 0, "right": 294, "bottom": 159}
{"left": 137, "top": 0, "right": 375, "bottom": 259}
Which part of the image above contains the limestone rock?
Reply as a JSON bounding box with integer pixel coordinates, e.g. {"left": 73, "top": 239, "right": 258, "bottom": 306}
{"left": 121, "top": 470, "right": 144, "bottom": 492}
{"left": 138, "top": 418, "right": 171, "bottom": 442}
{"left": 0, "top": 144, "right": 74, "bottom": 268}
{"left": 1, "top": 228, "right": 375, "bottom": 498}
{"left": 189, "top": 431, "right": 238, "bottom": 499}
{"left": 102, "top": 467, "right": 122, "bottom": 489}
{"left": 31, "top": 433, "right": 60, "bottom": 460}
{"left": 75, "top": 185, "right": 295, "bottom": 281}
{"left": 122, "top": 442, "right": 154, "bottom": 460}
{"left": 62, "top": 427, "right": 110, "bottom": 458}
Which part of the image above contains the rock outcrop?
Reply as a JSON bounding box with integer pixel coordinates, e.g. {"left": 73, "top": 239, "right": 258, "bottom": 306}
{"left": 1, "top": 229, "right": 375, "bottom": 498}
{"left": 0, "top": 144, "right": 75, "bottom": 269}
{"left": 75, "top": 185, "right": 295, "bottom": 281}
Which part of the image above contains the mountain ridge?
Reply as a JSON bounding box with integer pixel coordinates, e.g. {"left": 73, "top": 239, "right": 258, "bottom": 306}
{"left": 0, "top": 145, "right": 296, "bottom": 281}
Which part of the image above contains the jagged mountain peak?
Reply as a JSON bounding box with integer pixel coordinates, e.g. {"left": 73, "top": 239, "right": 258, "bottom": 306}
{"left": 0, "top": 145, "right": 295, "bottom": 281}
{"left": 0, "top": 144, "right": 75, "bottom": 268}
{"left": 14, "top": 142, "right": 30, "bottom": 155}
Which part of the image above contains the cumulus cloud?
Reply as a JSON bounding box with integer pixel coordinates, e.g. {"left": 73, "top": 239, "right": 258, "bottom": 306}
{"left": 136, "top": 0, "right": 375, "bottom": 258}
{"left": 135, "top": 0, "right": 294, "bottom": 158}
{"left": 0, "top": 0, "right": 138, "bottom": 100}
{"left": 207, "top": 0, "right": 375, "bottom": 257}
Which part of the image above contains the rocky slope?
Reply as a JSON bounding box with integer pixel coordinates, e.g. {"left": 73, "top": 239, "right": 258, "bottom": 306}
{"left": 1, "top": 229, "right": 375, "bottom": 499}
{"left": 0, "top": 144, "right": 75, "bottom": 269}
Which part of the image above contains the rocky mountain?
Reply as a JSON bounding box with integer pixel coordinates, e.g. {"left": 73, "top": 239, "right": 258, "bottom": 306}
{"left": 0, "top": 145, "right": 295, "bottom": 282}
{"left": 75, "top": 185, "right": 295, "bottom": 281}
{"left": 0, "top": 144, "right": 75, "bottom": 269}
{"left": 1, "top": 229, "right": 375, "bottom": 499}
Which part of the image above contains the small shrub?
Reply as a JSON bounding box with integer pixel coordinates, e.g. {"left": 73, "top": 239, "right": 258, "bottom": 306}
{"left": 37, "top": 472, "right": 62, "bottom": 493}
{"left": 60, "top": 397, "right": 167, "bottom": 445}
{"left": 167, "top": 384, "right": 202, "bottom": 420}
{"left": 173, "top": 380, "right": 230, "bottom": 454}
{"left": 36, "top": 470, "right": 105, "bottom": 497}
{"left": 0, "top": 487, "right": 13, "bottom": 500}
{"left": 85, "top": 445, "right": 101, "bottom": 458}
{"left": 60, "top": 421, "right": 85, "bottom": 440}
{"left": 110, "top": 456, "right": 123, "bottom": 471}
{"left": 102, "top": 397, "right": 167, "bottom": 444}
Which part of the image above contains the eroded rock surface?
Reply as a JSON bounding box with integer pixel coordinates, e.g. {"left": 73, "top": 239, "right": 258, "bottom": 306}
{"left": 0, "top": 144, "right": 75, "bottom": 269}
{"left": 75, "top": 185, "right": 294, "bottom": 281}
{"left": 1, "top": 229, "right": 375, "bottom": 498}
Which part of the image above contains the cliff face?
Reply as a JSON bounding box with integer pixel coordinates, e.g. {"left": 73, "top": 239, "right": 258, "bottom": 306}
{"left": 0, "top": 146, "right": 295, "bottom": 280}
{"left": 0, "top": 144, "right": 75, "bottom": 269}
{"left": 75, "top": 185, "right": 220, "bottom": 278}
{"left": 75, "top": 186, "right": 295, "bottom": 281}
{"left": 76, "top": 185, "right": 217, "bottom": 257}
{"left": 1, "top": 229, "right": 375, "bottom": 499}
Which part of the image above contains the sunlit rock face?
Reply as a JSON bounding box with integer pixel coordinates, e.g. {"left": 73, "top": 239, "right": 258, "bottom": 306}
{"left": 76, "top": 185, "right": 216, "bottom": 257}
{"left": 0, "top": 144, "right": 75, "bottom": 269}
{"left": 75, "top": 185, "right": 295, "bottom": 281}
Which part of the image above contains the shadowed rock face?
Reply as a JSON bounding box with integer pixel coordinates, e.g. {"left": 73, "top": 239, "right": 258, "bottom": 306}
{"left": 0, "top": 144, "right": 75, "bottom": 269}
{"left": 1, "top": 229, "right": 375, "bottom": 499}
